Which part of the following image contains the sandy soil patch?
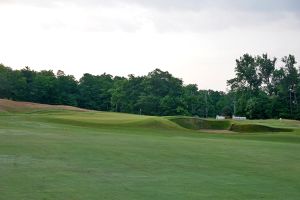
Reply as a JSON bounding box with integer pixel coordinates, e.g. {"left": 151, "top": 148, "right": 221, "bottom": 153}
{"left": 0, "top": 99, "right": 88, "bottom": 112}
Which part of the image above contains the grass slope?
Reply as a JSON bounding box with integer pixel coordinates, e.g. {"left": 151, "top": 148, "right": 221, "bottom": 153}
{"left": 229, "top": 123, "right": 292, "bottom": 132}
{"left": 168, "top": 116, "right": 293, "bottom": 132}
{"left": 0, "top": 99, "right": 87, "bottom": 113}
{"left": 0, "top": 100, "right": 300, "bottom": 200}
{"left": 167, "top": 116, "right": 232, "bottom": 130}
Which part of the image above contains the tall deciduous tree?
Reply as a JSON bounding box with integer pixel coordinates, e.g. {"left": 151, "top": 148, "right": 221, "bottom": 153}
{"left": 257, "top": 54, "right": 276, "bottom": 95}
{"left": 228, "top": 54, "right": 262, "bottom": 93}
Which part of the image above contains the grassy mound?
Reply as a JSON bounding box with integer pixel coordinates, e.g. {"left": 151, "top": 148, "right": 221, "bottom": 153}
{"left": 42, "top": 113, "right": 183, "bottom": 131}
{"left": 0, "top": 99, "right": 184, "bottom": 131}
{"left": 167, "top": 117, "right": 231, "bottom": 130}
{"left": 0, "top": 99, "right": 295, "bottom": 133}
{"left": 229, "top": 124, "right": 293, "bottom": 133}
{"left": 0, "top": 99, "right": 87, "bottom": 113}
{"left": 168, "top": 116, "right": 293, "bottom": 133}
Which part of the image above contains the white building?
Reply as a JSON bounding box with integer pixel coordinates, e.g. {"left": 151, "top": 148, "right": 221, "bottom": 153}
{"left": 216, "top": 115, "right": 225, "bottom": 120}
{"left": 232, "top": 115, "right": 247, "bottom": 120}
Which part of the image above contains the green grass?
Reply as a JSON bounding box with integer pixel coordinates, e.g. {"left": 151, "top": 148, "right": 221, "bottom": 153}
{"left": 167, "top": 116, "right": 292, "bottom": 132}
{"left": 0, "top": 108, "right": 300, "bottom": 199}
{"left": 167, "top": 116, "right": 232, "bottom": 130}
{"left": 229, "top": 123, "right": 292, "bottom": 133}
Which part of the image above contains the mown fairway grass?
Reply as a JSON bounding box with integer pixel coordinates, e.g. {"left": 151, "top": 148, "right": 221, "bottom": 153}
{"left": 0, "top": 109, "right": 300, "bottom": 199}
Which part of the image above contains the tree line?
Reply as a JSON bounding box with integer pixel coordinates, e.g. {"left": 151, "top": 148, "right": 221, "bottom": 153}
{"left": 0, "top": 53, "right": 299, "bottom": 119}
{"left": 228, "top": 54, "right": 300, "bottom": 119}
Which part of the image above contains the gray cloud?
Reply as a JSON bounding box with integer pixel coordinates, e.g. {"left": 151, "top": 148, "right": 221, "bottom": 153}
{"left": 129, "top": 0, "right": 300, "bottom": 13}
{"left": 2, "top": 0, "right": 300, "bottom": 12}
{"left": 1, "top": 0, "right": 300, "bottom": 33}
{"left": 1, "top": 0, "right": 299, "bottom": 91}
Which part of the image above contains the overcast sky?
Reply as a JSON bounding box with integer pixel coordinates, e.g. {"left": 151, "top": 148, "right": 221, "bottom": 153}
{"left": 0, "top": 0, "right": 300, "bottom": 91}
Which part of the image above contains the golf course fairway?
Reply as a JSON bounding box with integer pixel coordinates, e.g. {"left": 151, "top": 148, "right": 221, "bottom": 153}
{"left": 0, "top": 100, "right": 299, "bottom": 200}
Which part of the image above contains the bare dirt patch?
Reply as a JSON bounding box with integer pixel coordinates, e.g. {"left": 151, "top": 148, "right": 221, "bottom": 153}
{"left": 0, "top": 99, "right": 88, "bottom": 112}
{"left": 199, "top": 129, "right": 235, "bottom": 134}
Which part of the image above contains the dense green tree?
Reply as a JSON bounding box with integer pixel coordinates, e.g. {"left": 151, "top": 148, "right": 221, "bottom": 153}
{"left": 140, "top": 69, "right": 185, "bottom": 116}
{"left": 56, "top": 70, "right": 78, "bottom": 106}
{"left": 228, "top": 54, "right": 262, "bottom": 93}
{"left": 78, "top": 73, "right": 113, "bottom": 110}
{"left": 257, "top": 54, "right": 276, "bottom": 95}
{"left": 0, "top": 65, "right": 14, "bottom": 99}
{"left": 30, "top": 70, "right": 58, "bottom": 104}
{"left": 183, "top": 84, "right": 200, "bottom": 115}
{"left": 110, "top": 76, "right": 127, "bottom": 112}
{"left": 110, "top": 75, "right": 146, "bottom": 114}
{"left": 19, "top": 67, "right": 37, "bottom": 101}
{"left": 280, "top": 55, "right": 299, "bottom": 118}
{"left": 1, "top": 54, "right": 299, "bottom": 119}
{"left": 228, "top": 53, "right": 300, "bottom": 119}
{"left": 245, "top": 92, "right": 272, "bottom": 119}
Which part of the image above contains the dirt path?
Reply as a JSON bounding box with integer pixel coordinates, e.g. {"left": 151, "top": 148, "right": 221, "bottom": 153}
{"left": 199, "top": 129, "right": 236, "bottom": 134}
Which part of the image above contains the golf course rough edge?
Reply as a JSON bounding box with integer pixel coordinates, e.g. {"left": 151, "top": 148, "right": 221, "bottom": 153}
{"left": 229, "top": 124, "right": 292, "bottom": 133}
{"left": 168, "top": 116, "right": 293, "bottom": 133}
{"left": 0, "top": 99, "right": 294, "bottom": 133}
{"left": 167, "top": 117, "right": 231, "bottom": 130}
